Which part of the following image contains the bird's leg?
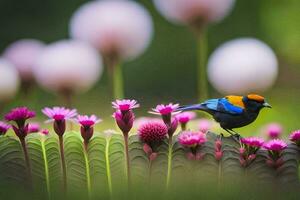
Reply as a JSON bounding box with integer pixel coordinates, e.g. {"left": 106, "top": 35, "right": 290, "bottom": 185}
{"left": 229, "top": 129, "right": 242, "bottom": 140}
{"left": 224, "top": 129, "right": 240, "bottom": 143}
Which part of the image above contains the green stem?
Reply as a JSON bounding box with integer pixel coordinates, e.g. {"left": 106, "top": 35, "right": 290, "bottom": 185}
{"left": 58, "top": 135, "right": 67, "bottom": 193}
{"left": 197, "top": 29, "right": 208, "bottom": 102}
{"left": 166, "top": 136, "right": 173, "bottom": 190}
{"left": 20, "top": 138, "right": 32, "bottom": 186}
{"left": 124, "top": 134, "right": 131, "bottom": 189}
{"left": 107, "top": 59, "right": 124, "bottom": 100}
{"left": 41, "top": 139, "right": 51, "bottom": 200}
{"left": 105, "top": 137, "right": 113, "bottom": 196}
{"left": 83, "top": 143, "right": 92, "bottom": 199}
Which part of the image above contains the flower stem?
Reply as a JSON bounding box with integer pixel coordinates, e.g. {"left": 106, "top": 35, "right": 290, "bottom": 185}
{"left": 107, "top": 59, "right": 124, "bottom": 99}
{"left": 20, "top": 138, "right": 32, "bottom": 186}
{"left": 58, "top": 135, "right": 67, "bottom": 193}
{"left": 197, "top": 29, "right": 208, "bottom": 102}
{"left": 166, "top": 136, "right": 173, "bottom": 190}
{"left": 124, "top": 133, "right": 131, "bottom": 189}
{"left": 105, "top": 137, "right": 113, "bottom": 197}
{"left": 83, "top": 143, "right": 92, "bottom": 199}
{"left": 41, "top": 139, "right": 51, "bottom": 200}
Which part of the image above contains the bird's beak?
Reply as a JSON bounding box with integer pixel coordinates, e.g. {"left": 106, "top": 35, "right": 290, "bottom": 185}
{"left": 263, "top": 102, "right": 272, "bottom": 108}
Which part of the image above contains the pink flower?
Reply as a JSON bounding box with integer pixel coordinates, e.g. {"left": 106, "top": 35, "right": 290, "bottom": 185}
{"left": 5, "top": 107, "right": 35, "bottom": 139}
{"left": 138, "top": 121, "right": 168, "bottom": 144}
{"left": 42, "top": 107, "right": 77, "bottom": 136}
{"left": 113, "top": 110, "right": 134, "bottom": 134}
{"left": 175, "top": 111, "right": 196, "bottom": 124}
{"left": 263, "top": 139, "right": 287, "bottom": 152}
{"left": 241, "top": 137, "right": 264, "bottom": 148}
{"left": 0, "top": 121, "right": 11, "bottom": 135}
{"left": 265, "top": 123, "right": 283, "bottom": 138}
{"left": 112, "top": 99, "right": 139, "bottom": 112}
{"left": 28, "top": 122, "right": 40, "bottom": 133}
{"left": 5, "top": 107, "right": 35, "bottom": 127}
{"left": 77, "top": 115, "right": 101, "bottom": 144}
{"left": 41, "top": 129, "right": 49, "bottom": 136}
{"left": 289, "top": 130, "right": 300, "bottom": 146}
{"left": 151, "top": 103, "right": 179, "bottom": 115}
{"left": 42, "top": 107, "right": 77, "bottom": 121}
{"left": 198, "top": 119, "right": 212, "bottom": 133}
{"left": 178, "top": 131, "right": 207, "bottom": 148}
{"left": 77, "top": 115, "right": 102, "bottom": 127}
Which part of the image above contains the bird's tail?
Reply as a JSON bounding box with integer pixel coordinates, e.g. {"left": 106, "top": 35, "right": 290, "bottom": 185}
{"left": 176, "top": 104, "right": 206, "bottom": 112}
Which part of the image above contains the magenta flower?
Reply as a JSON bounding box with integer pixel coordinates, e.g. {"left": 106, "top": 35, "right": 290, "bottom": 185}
{"left": 28, "top": 122, "right": 40, "bottom": 134}
{"left": 198, "top": 119, "right": 212, "bottom": 133}
{"left": 241, "top": 137, "right": 264, "bottom": 148}
{"left": 77, "top": 115, "right": 101, "bottom": 145}
{"left": 0, "top": 121, "right": 11, "bottom": 135}
{"left": 151, "top": 103, "right": 179, "bottom": 116}
{"left": 215, "top": 139, "right": 223, "bottom": 161}
{"left": 138, "top": 121, "right": 168, "bottom": 144}
{"left": 5, "top": 107, "right": 35, "bottom": 127}
{"left": 5, "top": 107, "right": 35, "bottom": 139}
{"left": 176, "top": 111, "right": 196, "bottom": 130}
{"left": 289, "top": 130, "right": 300, "bottom": 146}
{"left": 41, "top": 129, "right": 49, "bottom": 136}
{"left": 178, "top": 131, "right": 207, "bottom": 148}
{"left": 112, "top": 99, "right": 140, "bottom": 112}
{"left": 265, "top": 123, "right": 283, "bottom": 138}
{"left": 263, "top": 139, "right": 287, "bottom": 168}
{"left": 263, "top": 139, "right": 287, "bottom": 152}
{"left": 42, "top": 107, "right": 77, "bottom": 136}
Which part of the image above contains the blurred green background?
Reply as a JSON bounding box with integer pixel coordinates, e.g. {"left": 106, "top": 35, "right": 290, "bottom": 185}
{"left": 0, "top": 0, "right": 300, "bottom": 135}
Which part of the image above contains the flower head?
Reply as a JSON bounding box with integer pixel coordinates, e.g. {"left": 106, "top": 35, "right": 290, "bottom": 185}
{"left": 0, "top": 121, "right": 11, "bottom": 135}
{"left": 178, "top": 131, "right": 207, "bottom": 148}
{"left": 77, "top": 115, "right": 101, "bottom": 144}
{"left": 42, "top": 107, "right": 77, "bottom": 136}
{"left": 265, "top": 123, "right": 283, "bottom": 138}
{"left": 28, "top": 122, "right": 40, "bottom": 133}
{"left": 151, "top": 103, "right": 179, "bottom": 116}
{"left": 112, "top": 99, "right": 139, "bottom": 112}
{"left": 113, "top": 110, "right": 134, "bottom": 134}
{"left": 176, "top": 111, "right": 196, "bottom": 129}
{"left": 5, "top": 107, "right": 35, "bottom": 127}
{"left": 198, "top": 118, "right": 212, "bottom": 133}
{"left": 241, "top": 137, "right": 264, "bottom": 148}
{"left": 138, "top": 121, "right": 168, "bottom": 144}
{"left": 41, "top": 129, "right": 49, "bottom": 136}
{"left": 289, "top": 130, "right": 300, "bottom": 146}
{"left": 263, "top": 139, "right": 287, "bottom": 152}
{"left": 42, "top": 107, "right": 77, "bottom": 121}
{"left": 77, "top": 115, "right": 102, "bottom": 127}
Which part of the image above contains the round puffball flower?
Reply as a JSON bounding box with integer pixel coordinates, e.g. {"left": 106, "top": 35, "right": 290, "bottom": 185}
{"left": 70, "top": 0, "right": 153, "bottom": 61}
{"left": 153, "top": 0, "right": 235, "bottom": 25}
{"left": 208, "top": 38, "right": 278, "bottom": 94}
{"left": 0, "top": 59, "right": 20, "bottom": 101}
{"left": 34, "top": 40, "right": 103, "bottom": 93}
{"left": 3, "top": 39, "right": 45, "bottom": 81}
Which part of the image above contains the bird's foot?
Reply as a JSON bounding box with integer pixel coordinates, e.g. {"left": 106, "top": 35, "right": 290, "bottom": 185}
{"left": 232, "top": 134, "right": 241, "bottom": 143}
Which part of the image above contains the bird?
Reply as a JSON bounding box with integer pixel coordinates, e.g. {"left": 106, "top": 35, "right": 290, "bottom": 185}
{"left": 177, "top": 94, "right": 271, "bottom": 139}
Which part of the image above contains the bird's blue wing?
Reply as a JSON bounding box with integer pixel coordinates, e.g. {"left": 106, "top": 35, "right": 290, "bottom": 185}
{"left": 201, "top": 98, "right": 244, "bottom": 115}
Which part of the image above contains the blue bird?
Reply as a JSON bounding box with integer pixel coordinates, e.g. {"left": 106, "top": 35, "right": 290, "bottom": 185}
{"left": 177, "top": 94, "right": 272, "bottom": 137}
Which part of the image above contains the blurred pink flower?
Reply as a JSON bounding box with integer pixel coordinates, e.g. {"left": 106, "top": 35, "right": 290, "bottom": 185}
{"left": 241, "top": 137, "right": 264, "bottom": 148}
{"left": 265, "top": 123, "right": 283, "bottom": 138}
{"left": 28, "top": 122, "right": 40, "bottom": 133}
{"left": 178, "top": 131, "right": 206, "bottom": 148}
{"left": 150, "top": 103, "right": 179, "bottom": 116}
{"left": 41, "top": 129, "right": 49, "bottom": 136}
{"left": 0, "top": 121, "right": 11, "bottom": 135}
{"left": 289, "top": 130, "right": 300, "bottom": 146}
{"left": 5, "top": 107, "right": 35, "bottom": 127}
{"left": 3, "top": 39, "right": 45, "bottom": 80}
{"left": 198, "top": 118, "right": 212, "bottom": 133}
{"left": 176, "top": 111, "right": 196, "bottom": 124}
{"left": 70, "top": 0, "right": 153, "bottom": 60}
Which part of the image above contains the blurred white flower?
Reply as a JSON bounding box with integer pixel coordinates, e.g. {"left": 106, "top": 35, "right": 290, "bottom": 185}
{"left": 208, "top": 38, "right": 278, "bottom": 94}
{"left": 0, "top": 59, "right": 20, "bottom": 101}
{"left": 153, "top": 0, "right": 235, "bottom": 25}
{"left": 70, "top": 0, "right": 153, "bottom": 61}
{"left": 3, "top": 39, "right": 45, "bottom": 81}
{"left": 34, "top": 40, "right": 103, "bottom": 94}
